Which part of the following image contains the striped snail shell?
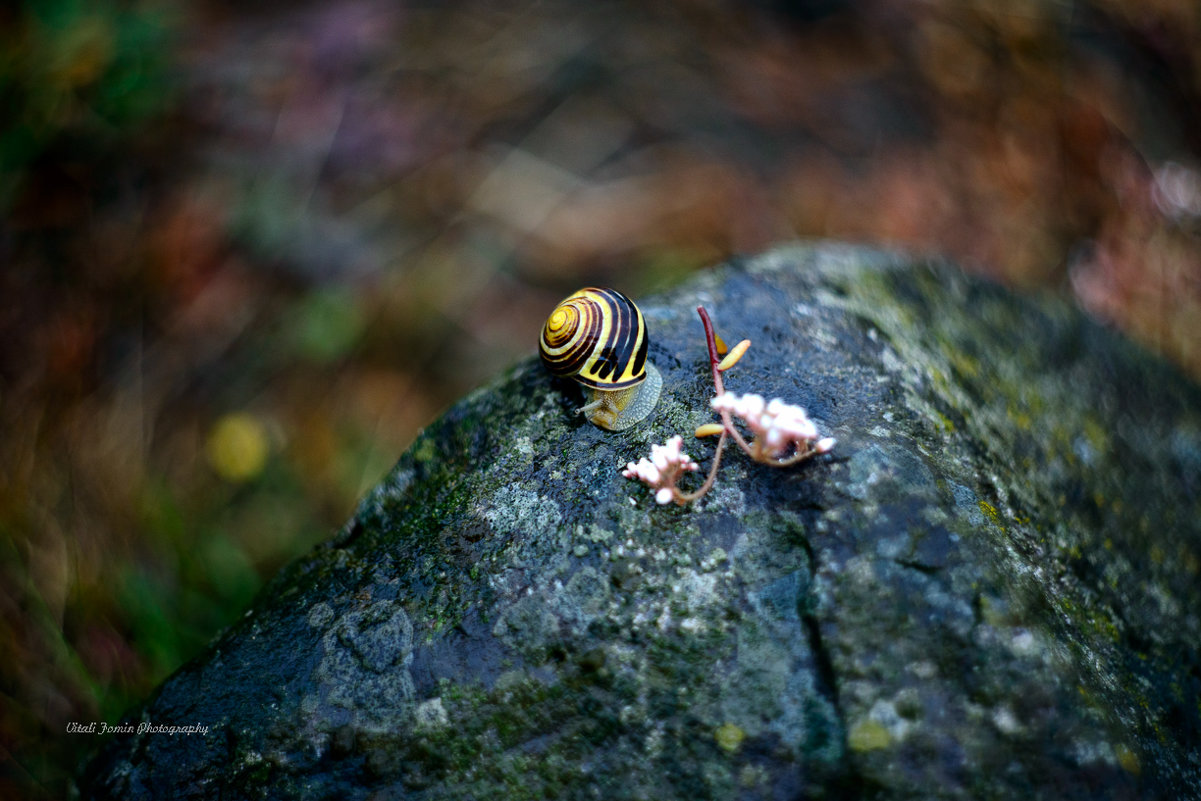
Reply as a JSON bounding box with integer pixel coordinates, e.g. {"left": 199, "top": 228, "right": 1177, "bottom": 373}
{"left": 540, "top": 287, "right": 662, "bottom": 431}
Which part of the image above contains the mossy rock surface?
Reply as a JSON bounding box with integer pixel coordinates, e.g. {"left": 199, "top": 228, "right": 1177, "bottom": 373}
{"left": 82, "top": 244, "right": 1201, "bottom": 800}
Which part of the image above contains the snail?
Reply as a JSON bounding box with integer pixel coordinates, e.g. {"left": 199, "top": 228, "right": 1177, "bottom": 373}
{"left": 540, "top": 287, "right": 662, "bottom": 431}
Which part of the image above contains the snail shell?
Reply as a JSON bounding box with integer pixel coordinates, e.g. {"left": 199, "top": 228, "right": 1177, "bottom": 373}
{"left": 540, "top": 287, "right": 662, "bottom": 431}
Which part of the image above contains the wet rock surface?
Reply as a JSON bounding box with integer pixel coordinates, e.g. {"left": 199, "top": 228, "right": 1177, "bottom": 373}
{"left": 81, "top": 244, "right": 1201, "bottom": 799}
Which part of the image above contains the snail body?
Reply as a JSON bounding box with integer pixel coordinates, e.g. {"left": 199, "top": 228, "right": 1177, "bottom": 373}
{"left": 540, "top": 287, "right": 662, "bottom": 431}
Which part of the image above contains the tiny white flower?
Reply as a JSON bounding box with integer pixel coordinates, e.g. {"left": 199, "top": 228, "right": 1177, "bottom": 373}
{"left": 621, "top": 436, "right": 699, "bottom": 503}
{"left": 779, "top": 414, "right": 817, "bottom": 441}
{"left": 764, "top": 428, "right": 785, "bottom": 449}
{"left": 713, "top": 392, "right": 739, "bottom": 413}
{"left": 742, "top": 393, "right": 765, "bottom": 417}
{"left": 709, "top": 392, "right": 834, "bottom": 461}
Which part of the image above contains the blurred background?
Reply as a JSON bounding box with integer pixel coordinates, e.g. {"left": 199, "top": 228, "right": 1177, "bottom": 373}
{"left": 2, "top": 0, "right": 1199, "bottom": 796}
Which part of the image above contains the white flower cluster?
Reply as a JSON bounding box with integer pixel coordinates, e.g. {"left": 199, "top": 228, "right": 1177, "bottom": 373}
{"left": 710, "top": 393, "right": 835, "bottom": 459}
{"left": 621, "top": 435, "right": 699, "bottom": 505}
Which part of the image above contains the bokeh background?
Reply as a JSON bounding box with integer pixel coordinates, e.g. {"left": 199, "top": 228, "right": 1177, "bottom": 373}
{"left": 2, "top": 0, "right": 1199, "bottom": 797}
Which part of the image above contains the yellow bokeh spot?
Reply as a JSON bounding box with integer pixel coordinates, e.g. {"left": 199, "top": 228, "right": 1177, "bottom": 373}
{"left": 206, "top": 412, "right": 269, "bottom": 482}
{"left": 1115, "top": 743, "right": 1141, "bottom": 775}
{"left": 714, "top": 722, "right": 745, "bottom": 753}
{"left": 847, "top": 719, "right": 892, "bottom": 752}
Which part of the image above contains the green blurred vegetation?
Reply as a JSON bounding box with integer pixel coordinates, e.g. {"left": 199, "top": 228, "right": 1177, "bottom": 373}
{"left": 0, "top": 0, "right": 175, "bottom": 211}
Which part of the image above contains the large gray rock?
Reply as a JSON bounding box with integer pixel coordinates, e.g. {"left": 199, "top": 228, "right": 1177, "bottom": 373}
{"left": 81, "top": 244, "right": 1201, "bottom": 799}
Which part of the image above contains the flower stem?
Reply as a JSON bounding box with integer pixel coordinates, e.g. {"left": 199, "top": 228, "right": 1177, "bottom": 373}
{"left": 768, "top": 443, "right": 818, "bottom": 466}
{"left": 693, "top": 305, "right": 759, "bottom": 470}
{"left": 697, "top": 305, "right": 755, "bottom": 457}
{"left": 675, "top": 428, "right": 727, "bottom": 503}
{"left": 697, "top": 306, "right": 725, "bottom": 395}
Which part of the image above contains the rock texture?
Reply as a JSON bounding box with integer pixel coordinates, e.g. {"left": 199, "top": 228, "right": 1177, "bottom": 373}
{"left": 81, "top": 244, "right": 1201, "bottom": 800}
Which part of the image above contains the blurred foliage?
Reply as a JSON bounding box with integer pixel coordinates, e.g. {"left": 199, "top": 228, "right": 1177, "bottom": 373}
{"left": 1, "top": 1, "right": 1200, "bottom": 799}
{"left": 284, "top": 287, "right": 368, "bottom": 364}
{"left": 0, "top": 0, "right": 175, "bottom": 211}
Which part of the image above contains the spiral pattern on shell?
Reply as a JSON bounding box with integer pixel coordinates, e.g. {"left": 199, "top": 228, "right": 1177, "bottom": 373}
{"left": 540, "top": 287, "right": 648, "bottom": 390}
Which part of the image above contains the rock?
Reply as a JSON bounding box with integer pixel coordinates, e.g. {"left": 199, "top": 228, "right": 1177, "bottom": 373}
{"left": 80, "top": 244, "right": 1201, "bottom": 800}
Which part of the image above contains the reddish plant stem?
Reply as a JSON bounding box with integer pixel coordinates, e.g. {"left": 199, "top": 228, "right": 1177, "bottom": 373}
{"left": 675, "top": 427, "right": 725, "bottom": 503}
{"left": 697, "top": 305, "right": 724, "bottom": 393}
{"left": 769, "top": 444, "right": 818, "bottom": 466}
{"left": 676, "top": 306, "right": 746, "bottom": 502}
{"left": 695, "top": 305, "right": 753, "bottom": 455}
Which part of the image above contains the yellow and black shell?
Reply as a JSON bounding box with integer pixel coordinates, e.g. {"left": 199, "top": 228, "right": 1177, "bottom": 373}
{"left": 540, "top": 287, "right": 648, "bottom": 388}
{"left": 539, "top": 287, "right": 662, "bottom": 431}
